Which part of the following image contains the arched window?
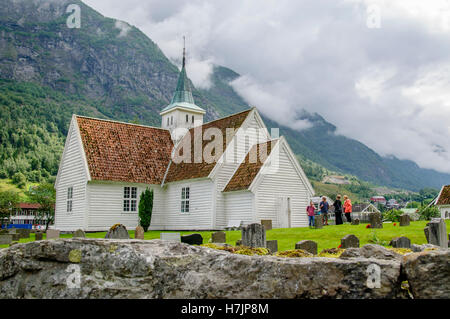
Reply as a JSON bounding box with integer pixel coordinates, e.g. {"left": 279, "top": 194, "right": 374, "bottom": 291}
{"left": 186, "top": 114, "right": 189, "bottom": 123}
{"left": 171, "top": 116, "right": 173, "bottom": 125}
{"left": 167, "top": 117, "right": 169, "bottom": 126}
{"left": 192, "top": 115, "right": 194, "bottom": 123}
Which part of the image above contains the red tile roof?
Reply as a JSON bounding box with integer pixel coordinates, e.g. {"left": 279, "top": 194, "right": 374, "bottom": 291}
{"left": 165, "top": 109, "right": 252, "bottom": 183}
{"left": 76, "top": 116, "right": 173, "bottom": 184}
{"left": 19, "top": 203, "right": 41, "bottom": 209}
{"left": 436, "top": 185, "right": 450, "bottom": 205}
{"left": 223, "top": 139, "right": 278, "bottom": 192}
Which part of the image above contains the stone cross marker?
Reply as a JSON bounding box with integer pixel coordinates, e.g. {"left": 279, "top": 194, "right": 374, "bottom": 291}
{"left": 369, "top": 212, "right": 383, "bottom": 229}
{"left": 105, "top": 224, "right": 129, "bottom": 239}
{"left": 399, "top": 214, "right": 410, "bottom": 227}
{"left": 211, "top": 231, "right": 226, "bottom": 243}
{"left": 427, "top": 218, "right": 447, "bottom": 248}
{"left": 73, "top": 229, "right": 86, "bottom": 238}
{"left": 135, "top": 226, "right": 145, "bottom": 240}
{"left": 390, "top": 236, "right": 411, "bottom": 248}
{"left": 160, "top": 232, "right": 181, "bottom": 242}
{"left": 46, "top": 229, "right": 60, "bottom": 240}
{"left": 242, "top": 223, "right": 266, "bottom": 248}
{"left": 266, "top": 240, "right": 278, "bottom": 253}
{"left": 315, "top": 215, "right": 323, "bottom": 229}
{"left": 261, "top": 220, "right": 272, "bottom": 231}
{"left": 341, "top": 234, "right": 360, "bottom": 248}
{"left": 295, "top": 240, "right": 318, "bottom": 255}
{"left": 35, "top": 232, "right": 43, "bottom": 241}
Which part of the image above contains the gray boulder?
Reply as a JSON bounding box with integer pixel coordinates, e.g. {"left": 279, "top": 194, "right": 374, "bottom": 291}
{"left": 340, "top": 244, "right": 402, "bottom": 261}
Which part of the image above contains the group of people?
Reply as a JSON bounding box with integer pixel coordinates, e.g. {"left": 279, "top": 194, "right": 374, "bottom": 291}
{"left": 306, "top": 195, "right": 352, "bottom": 228}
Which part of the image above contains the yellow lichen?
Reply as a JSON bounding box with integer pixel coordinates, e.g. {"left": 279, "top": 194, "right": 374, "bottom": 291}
{"left": 275, "top": 249, "right": 312, "bottom": 258}
{"left": 109, "top": 244, "right": 118, "bottom": 253}
{"left": 201, "top": 244, "right": 269, "bottom": 256}
{"left": 317, "top": 248, "right": 345, "bottom": 258}
{"left": 387, "top": 248, "right": 413, "bottom": 255}
{"left": 68, "top": 249, "right": 81, "bottom": 263}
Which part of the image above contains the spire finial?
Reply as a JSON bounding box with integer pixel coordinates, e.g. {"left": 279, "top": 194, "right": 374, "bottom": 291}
{"left": 182, "top": 36, "right": 186, "bottom": 68}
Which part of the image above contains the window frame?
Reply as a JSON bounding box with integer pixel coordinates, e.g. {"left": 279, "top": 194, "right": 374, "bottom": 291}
{"left": 181, "top": 186, "right": 190, "bottom": 213}
{"left": 67, "top": 186, "right": 73, "bottom": 213}
{"left": 123, "top": 186, "right": 138, "bottom": 212}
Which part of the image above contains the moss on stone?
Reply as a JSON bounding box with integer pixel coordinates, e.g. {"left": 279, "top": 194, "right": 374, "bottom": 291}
{"left": 68, "top": 249, "right": 81, "bottom": 263}
{"left": 275, "top": 249, "right": 312, "bottom": 258}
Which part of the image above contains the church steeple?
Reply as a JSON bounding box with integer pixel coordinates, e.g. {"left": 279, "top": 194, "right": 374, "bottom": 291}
{"left": 160, "top": 36, "right": 205, "bottom": 138}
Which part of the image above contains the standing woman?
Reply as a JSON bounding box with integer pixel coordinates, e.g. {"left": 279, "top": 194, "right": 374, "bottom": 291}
{"left": 343, "top": 195, "right": 352, "bottom": 223}
{"left": 306, "top": 201, "right": 316, "bottom": 228}
{"left": 333, "top": 195, "right": 343, "bottom": 225}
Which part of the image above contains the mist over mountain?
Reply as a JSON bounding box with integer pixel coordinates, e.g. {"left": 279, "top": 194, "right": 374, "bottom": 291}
{"left": 0, "top": 0, "right": 448, "bottom": 191}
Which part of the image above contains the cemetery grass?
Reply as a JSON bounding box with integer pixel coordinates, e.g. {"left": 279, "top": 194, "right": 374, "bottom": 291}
{"left": 2, "top": 220, "right": 449, "bottom": 252}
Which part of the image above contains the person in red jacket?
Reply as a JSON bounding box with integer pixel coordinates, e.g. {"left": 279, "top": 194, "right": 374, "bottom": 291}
{"left": 306, "top": 201, "right": 316, "bottom": 228}
{"left": 343, "top": 195, "right": 352, "bottom": 223}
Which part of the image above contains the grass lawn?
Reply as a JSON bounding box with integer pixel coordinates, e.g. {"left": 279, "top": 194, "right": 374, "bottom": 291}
{"left": 2, "top": 220, "right": 448, "bottom": 252}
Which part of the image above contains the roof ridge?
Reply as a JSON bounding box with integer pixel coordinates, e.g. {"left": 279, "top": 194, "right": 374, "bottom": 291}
{"left": 202, "top": 107, "right": 254, "bottom": 126}
{"left": 74, "top": 115, "right": 170, "bottom": 131}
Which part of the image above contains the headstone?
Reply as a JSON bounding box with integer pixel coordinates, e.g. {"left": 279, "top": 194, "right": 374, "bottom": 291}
{"left": 35, "top": 232, "right": 43, "bottom": 241}
{"left": 134, "top": 226, "right": 144, "bottom": 240}
{"left": 341, "top": 234, "right": 360, "bottom": 248}
{"left": 8, "top": 228, "right": 17, "bottom": 234}
{"left": 73, "top": 229, "right": 86, "bottom": 238}
{"left": 261, "top": 220, "right": 272, "bottom": 231}
{"left": 424, "top": 226, "right": 430, "bottom": 243}
{"left": 160, "top": 232, "right": 181, "bottom": 242}
{"left": 241, "top": 223, "right": 266, "bottom": 248}
{"left": 16, "top": 228, "right": 30, "bottom": 239}
{"left": 399, "top": 214, "right": 410, "bottom": 227}
{"left": 266, "top": 240, "right": 278, "bottom": 253}
{"left": 369, "top": 212, "right": 383, "bottom": 229}
{"left": 46, "top": 229, "right": 60, "bottom": 240}
{"left": 0, "top": 234, "right": 12, "bottom": 245}
{"left": 295, "top": 240, "right": 318, "bottom": 255}
{"left": 351, "top": 218, "right": 360, "bottom": 225}
{"left": 427, "top": 218, "right": 447, "bottom": 248}
{"left": 181, "top": 233, "right": 203, "bottom": 245}
{"left": 389, "top": 236, "right": 411, "bottom": 248}
{"left": 235, "top": 239, "right": 242, "bottom": 246}
{"left": 105, "top": 224, "right": 129, "bottom": 239}
{"left": 211, "top": 231, "right": 226, "bottom": 243}
{"left": 315, "top": 215, "right": 323, "bottom": 229}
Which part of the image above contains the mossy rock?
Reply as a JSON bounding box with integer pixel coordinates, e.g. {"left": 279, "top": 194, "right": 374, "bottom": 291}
{"left": 275, "top": 249, "right": 313, "bottom": 258}
{"left": 317, "top": 248, "right": 345, "bottom": 258}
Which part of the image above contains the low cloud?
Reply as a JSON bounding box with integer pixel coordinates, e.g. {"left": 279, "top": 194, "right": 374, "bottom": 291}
{"left": 83, "top": 0, "right": 450, "bottom": 174}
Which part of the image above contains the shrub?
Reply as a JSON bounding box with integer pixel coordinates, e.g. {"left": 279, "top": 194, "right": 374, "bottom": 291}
{"left": 138, "top": 188, "right": 153, "bottom": 232}
{"left": 418, "top": 206, "right": 440, "bottom": 220}
{"left": 383, "top": 209, "right": 403, "bottom": 222}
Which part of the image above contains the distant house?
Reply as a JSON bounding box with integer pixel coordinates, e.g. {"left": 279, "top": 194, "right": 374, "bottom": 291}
{"left": 5, "top": 203, "right": 49, "bottom": 229}
{"left": 386, "top": 199, "right": 400, "bottom": 209}
{"left": 434, "top": 185, "right": 450, "bottom": 219}
{"left": 351, "top": 203, "right": 380, "bottom": 222}
{"left": 370, "top": 196, "right": 387, "bottom": 206}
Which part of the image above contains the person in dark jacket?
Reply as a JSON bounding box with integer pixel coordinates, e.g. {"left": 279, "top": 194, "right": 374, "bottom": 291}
{"left": 333, "top": 195, "right": 343, "bottom": 225}
{"left": 319, "top": 196, "right": 329, "bottom": 225}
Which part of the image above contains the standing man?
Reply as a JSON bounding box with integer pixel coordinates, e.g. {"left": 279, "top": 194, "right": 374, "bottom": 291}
{"left": 343, "top": 195, "right": 352, "bottom": 223}
{"left": 333, "top": 195, "right": 343, "bottom": 225}
{"left": 319, "top": 196, "right": 329, "bottom": 226}
{"left": 306, "top": 200, "right": 316, "bottom": 228}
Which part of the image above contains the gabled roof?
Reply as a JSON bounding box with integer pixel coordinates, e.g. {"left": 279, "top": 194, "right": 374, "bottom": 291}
{"left": 164, "top": 109, "right": 253, "bottom": 183}
{"left": 223, "top": 139, "right": 278, "bottom": 192}
{"left": 352, "top": 203, "right": 380, "bottom": 213}
{"left": 436, "top": 185, "right": 450, "bottom": 205}
{"left": 76, "top": 116, "right": 173, "bottom": 184}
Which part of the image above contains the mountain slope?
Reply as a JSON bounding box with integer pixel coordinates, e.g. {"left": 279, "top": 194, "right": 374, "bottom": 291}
{"left": 0, "top": 0, "right": 449, "bottom": 191}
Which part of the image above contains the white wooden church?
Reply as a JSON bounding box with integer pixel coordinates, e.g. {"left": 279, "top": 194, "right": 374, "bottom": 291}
{"left": 54, "top": 52, "right": 314, "bottom": 231}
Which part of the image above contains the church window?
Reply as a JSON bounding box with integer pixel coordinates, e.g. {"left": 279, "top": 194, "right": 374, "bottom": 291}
{"left": 192, "top": 115, "right": 194, "bottom": 124}
{"left": 67, "top": 187, "right": 73, "bottom": 213}
{"left": 181, "top": 187, "right": 190, "bottom": 213}
{"left": 123, "top": 187, "right": 137, "bottom": 212}
{"left": 186, "top": 114, "right": 189, "bottom": 123}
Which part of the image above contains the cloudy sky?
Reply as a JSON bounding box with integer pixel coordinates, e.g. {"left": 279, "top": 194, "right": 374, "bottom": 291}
{"left": 83, "top": 0, "right": 450, "bottom": 174}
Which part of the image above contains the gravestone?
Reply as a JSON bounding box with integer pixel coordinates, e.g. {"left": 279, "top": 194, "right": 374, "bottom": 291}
{"left": 424, "top": 226, "right": 430, "bottom": 243}
{"left": 160, "top": 232, "right": 181, "bottom": 242}
{"left": 181, "top": 233, "right": 203, "bottom": 245}
{"left": 427, "top": 218, "right": 447, "bottom": 248}
{"left": 0, "top": 234, "right": 12, "bottom": 245}
{"left": 315, "top": 215, "right": 323, "bottom": 229}
{"left": 73, "top": 229, "right": 86, "bottom": 238}
{"left": 341, "top": 234, "right": 360, "bottom": 248}
{"left": 261, "top": 220, "right": 272, "bottom": 231}
{"left": 448, "top": 233, "right": 450, "bottom": 248}
{"left": 369, "top": 212, "right": 383, "bottom": 229}
{"left": 105, "top": 224, "right": 129, "bottom": 239}
{"left": 389, "top": 236, "right": 411, "bottom": 248}
{"left": 211, "top": 231, "right": 226, "bottom": 243}
{"left": 235, "top": 239, "right": 242, "bottom": 246}
{"left": 295, "top": 240, "right": 318, "bottom": 255}
{"left": 8, "top": 228, "right": 17, "bottom": 234}
{"left": 266, "top": 240, "right": 278, "bottom": 253}
{"left": 17, "top": 228, "right": 30, "bottom": 239}
{"left": 399, "top": 214, "right": 410, "bottom": 227}
{"left": 351, "top": 218, "right": 360, "bottom": 225}
{"left": 134, "top": 226, "right": 144, "bottom": 240}
{"left": 242, "top": 223, "right": 266, "bottom": 248}
{"left": 35, "top": 232, "right": 43, "bottom": 241}
{"left": 46, "top": 229, "right": 60, "bottom": 240}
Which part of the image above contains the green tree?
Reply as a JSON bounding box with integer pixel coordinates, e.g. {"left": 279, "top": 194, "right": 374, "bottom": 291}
{"left": 138, "top": 188, "right": 153, "bottom": 232}
{"left": 417, "top": 206, "right": 440, "bottom": 221}
{"left": 12, "top": 171, "right": 27, "bottom": 188}
{"left": 26, "top": 183, "right": 55, "bottom": 231}
{"left": 0, "top": 190, "right": 20, "bottom": 227}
